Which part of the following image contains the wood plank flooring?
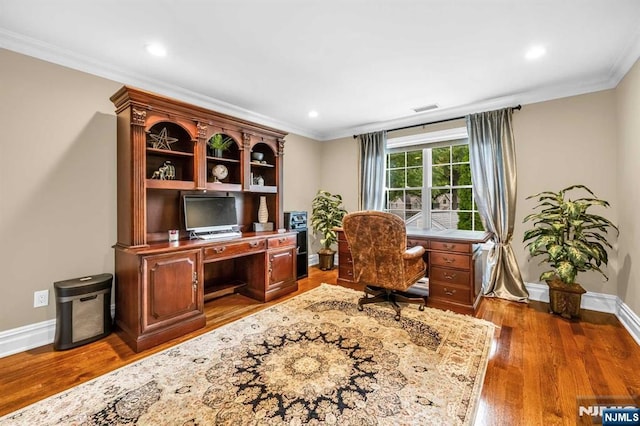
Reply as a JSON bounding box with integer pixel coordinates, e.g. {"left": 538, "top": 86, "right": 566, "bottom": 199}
{"left": 1, "top": 266, "right": 639, "bottom": 425}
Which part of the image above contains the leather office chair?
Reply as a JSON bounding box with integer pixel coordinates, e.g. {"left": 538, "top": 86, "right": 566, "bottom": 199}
{"left": 342, "top": 210, "right": 427, "bottom": 320}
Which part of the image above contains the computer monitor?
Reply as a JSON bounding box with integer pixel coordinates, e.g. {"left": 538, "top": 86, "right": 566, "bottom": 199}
{"left": 183, "top": 195, "right": 238, "bottom": 234}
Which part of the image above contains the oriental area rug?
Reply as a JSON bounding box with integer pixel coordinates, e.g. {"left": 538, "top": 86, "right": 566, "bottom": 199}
{"left": 1, "top": 284, "right": 496, "bottom": 425}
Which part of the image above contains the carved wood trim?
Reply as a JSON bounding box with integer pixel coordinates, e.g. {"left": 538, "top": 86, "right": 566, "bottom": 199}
{"left": 196, "top": 123, "right": 208, "bottom": 140}
{"left": 132, "top": 108, "right": 146, "bottom": 126}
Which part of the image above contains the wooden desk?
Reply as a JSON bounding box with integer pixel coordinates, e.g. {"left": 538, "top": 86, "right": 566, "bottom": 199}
{"left": 115, "top": 231, "right": 298, "bottom": 352}
{"left": 336, "top": 228, "right": 490, "bottom": 314}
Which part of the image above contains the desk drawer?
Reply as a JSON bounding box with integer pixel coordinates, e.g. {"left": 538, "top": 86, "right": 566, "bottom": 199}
{"left": 429, "top": 282, "right": 470, "bottom": 305}
{"left": 268, "top": 235, "right": 297, "bottom": 249}
{"left": 430, "top": 266, "right": 470, "bottom": 286}
{"left": 431, "top": 240, "right": 471, "bottom": 253}
{"left": 339, "top": 265, "right": 355, "bottom": 281}
{"left": 407, "top": 239, "right": 428, "bottom": 249}
{"left": 430, "top": 252, "right": 470, "bottom": 269}
{"left": 338, "top": 250, "right": 353, "bottom": 265}
{"left": 204, "top": 239, "right": 265, "bottom": 261}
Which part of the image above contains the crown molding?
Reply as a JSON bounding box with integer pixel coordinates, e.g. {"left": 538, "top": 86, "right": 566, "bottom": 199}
{"left": 323, "top": 73, "right": 620, "bottom": 141}
{"left": 2, "top": 26, "right": 638, "bottom": 143}
{"left": 0, "top": 28, "right": 324, "bottom": 141}
{"left": 607, "top": 25, "right": 640, "bottom": 85}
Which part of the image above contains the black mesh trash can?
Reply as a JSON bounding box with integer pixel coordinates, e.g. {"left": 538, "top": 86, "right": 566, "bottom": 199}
{"left": 53, "top": 273, "right": 113, "bottom": 350}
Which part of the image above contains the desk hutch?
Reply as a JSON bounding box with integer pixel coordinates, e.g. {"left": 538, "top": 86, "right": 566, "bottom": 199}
{"left": 111, "top": 87, "right": 297, "bottom": 352}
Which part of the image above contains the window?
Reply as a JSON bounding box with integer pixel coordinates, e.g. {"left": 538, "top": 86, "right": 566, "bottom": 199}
{"left": 384, "top": 130, "right": 484, "bottom": 231}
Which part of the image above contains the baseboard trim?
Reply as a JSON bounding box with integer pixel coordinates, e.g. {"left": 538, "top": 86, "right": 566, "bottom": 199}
{"left": 0, "top": 319, "right": 56, "bottom": 358}
{"left": 617, "top": 300, "right": 640, "bottom": 346}
{"left": 524, "top": 282, "right": 549, "bottom": 303}
{"left": 1, "top": 286, "right": 636, "bottom": 358}
{"left": 0, "top": 306, "right": 116, "bottom": 358}
{"left": 525, "top": 281, "right": 639, "bottom": 345}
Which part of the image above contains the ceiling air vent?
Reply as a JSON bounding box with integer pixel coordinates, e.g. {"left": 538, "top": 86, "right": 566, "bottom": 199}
{"left": 413, "top": 104, "right": 439, "bottom": 113}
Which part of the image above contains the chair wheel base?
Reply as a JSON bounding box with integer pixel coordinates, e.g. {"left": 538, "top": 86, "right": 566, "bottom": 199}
{"left": 357, "top": 285, "right": 427, "bottom": 319}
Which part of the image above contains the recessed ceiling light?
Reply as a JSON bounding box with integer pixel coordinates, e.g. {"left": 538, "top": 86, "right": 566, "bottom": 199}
{"left": 308, "top": 110, "right": 319, "bottom": 118}
{"left": 525, "top": 45, "right": 546, "bottom": 60}
{"left": 146, "top": 43, "right": 167, "bottom": 57}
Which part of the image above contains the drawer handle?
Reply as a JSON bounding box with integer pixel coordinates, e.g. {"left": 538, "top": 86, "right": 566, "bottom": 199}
{"left": 272, "top": 252, "right": 291, "bottom": 259}
{"left": 443, "top": 243, "right": 455, "bottom": 250}
{"left": 443, "top": 287, "right": 457, "bottom": 296}
{"left": 442, "top": 257, "right": 456, "bottom": 264}
{"left": 249, "top": 241, "right": 261, "bottom": 248}
{"left": 212, "top": 246, "right": 226, "bottom": 254}
{"left": 279, "top": 237, "right": 287, "bottom": 243}
{"left": 443, "top": 272, "right": 457, "bottom": 280}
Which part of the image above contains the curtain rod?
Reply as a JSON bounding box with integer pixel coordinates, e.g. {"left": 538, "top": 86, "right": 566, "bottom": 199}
{"left": 352, "top": 104, "right": 522, "bottom": 139}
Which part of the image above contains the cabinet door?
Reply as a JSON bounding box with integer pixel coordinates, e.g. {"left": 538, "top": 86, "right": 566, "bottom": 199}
{"left": 268, "top": 248, "right": 296, "bottom": 290}
{"left": 141, "top": 250, "right": 202, "bottom": 334}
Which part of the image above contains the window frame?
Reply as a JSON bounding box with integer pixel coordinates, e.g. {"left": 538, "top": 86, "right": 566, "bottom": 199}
{"left": 384, "top": 127, "right": 483, "bottom": 231}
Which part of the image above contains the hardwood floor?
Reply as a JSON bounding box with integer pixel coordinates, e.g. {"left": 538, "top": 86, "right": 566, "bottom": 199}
{"left": 1, "top": 266, "right": 639, "bottom": 425}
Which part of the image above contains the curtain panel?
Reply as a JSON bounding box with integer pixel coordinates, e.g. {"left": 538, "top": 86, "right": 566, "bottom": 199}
{"left": 357, "top": 131, "right": 387, "bottom": 211}
{"left": 467, "top": 108, "right": 528, "bottom": 302}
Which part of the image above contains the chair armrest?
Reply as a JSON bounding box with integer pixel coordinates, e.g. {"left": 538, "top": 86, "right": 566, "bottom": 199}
{"left": 403, "top": 245, "right": 425, "bottom": 260}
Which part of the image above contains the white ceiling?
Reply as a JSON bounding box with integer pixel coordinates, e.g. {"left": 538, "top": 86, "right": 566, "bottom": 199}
{"left": 1, "top": 0, "right": 639, "bottom": 140}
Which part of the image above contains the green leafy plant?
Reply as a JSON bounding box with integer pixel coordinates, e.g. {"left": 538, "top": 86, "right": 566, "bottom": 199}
{"left": 523, "top": 184, "right": 618, "bottom": 285}
{"left": 208, "top": 133, "right": 234, "bottom": 152}
{"left": 311, "top": 190, "right": 348, "bottom": 253}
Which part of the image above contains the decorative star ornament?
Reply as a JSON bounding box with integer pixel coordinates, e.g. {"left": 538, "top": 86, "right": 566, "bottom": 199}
{"left": 149, "top": 127, "right": 178, "bottom": 150}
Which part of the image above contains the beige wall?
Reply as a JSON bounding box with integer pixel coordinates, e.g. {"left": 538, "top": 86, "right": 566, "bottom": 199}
{"left": 513, "top": 90, "right": 619, "bottom": 294}
{"left": 615, "top": 58, "right": 640, "bottom": 314}
{"left": 282, "top": 133, "right": 323, "bottom": 254}
{"left": 0, "top": 49, "right": 121, "bottom": 330}
{"left": 326, "top": 91, "right": 622, "bottom": 296}
{"left": 0, "top": 49, "right": 321, "bottom": 331}
{"left": 295, "top": 135, "right": 360, "bottom": 253}
{"left": 1, "top": 47, "right": 637, "bottom": 332}
{"left": 318, "top": 136, "right": 359, "bottom": 213}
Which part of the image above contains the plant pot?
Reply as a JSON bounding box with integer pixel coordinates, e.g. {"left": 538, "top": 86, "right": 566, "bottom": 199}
{"left": 547, "top": 279, "right": 586, "bottom": 319}
{"left": 318, "top": 250, "right": 336, "bottom": 271}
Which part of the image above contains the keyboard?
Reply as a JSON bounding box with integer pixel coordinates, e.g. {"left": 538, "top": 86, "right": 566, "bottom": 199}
{"left": 197, "top": 231, "right": 242, "bottom": 240}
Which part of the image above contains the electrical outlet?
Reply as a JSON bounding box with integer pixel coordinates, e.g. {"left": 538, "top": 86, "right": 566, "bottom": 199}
{"left": 34, "top": 290, "right": 49, "bottom": 308}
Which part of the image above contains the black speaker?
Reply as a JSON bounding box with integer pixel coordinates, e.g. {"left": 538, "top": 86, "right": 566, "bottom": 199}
{"left": 284, "top": 211, "right": 308, "bottom": 279}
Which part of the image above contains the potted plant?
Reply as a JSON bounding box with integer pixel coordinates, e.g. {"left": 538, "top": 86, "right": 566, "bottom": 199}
{"left": 208, "top": 133, "right": 234, "bottom": 157}
{"left": 311, "top": 190, "right": 348, "bottom": 270}
{"left": 523, "top": 184, "right": 618, "bottom": 319}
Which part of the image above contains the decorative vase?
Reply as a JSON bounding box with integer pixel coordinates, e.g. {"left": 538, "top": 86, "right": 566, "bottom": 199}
{"left": 258, "top": 196, "right": 268, "bottom": 224}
